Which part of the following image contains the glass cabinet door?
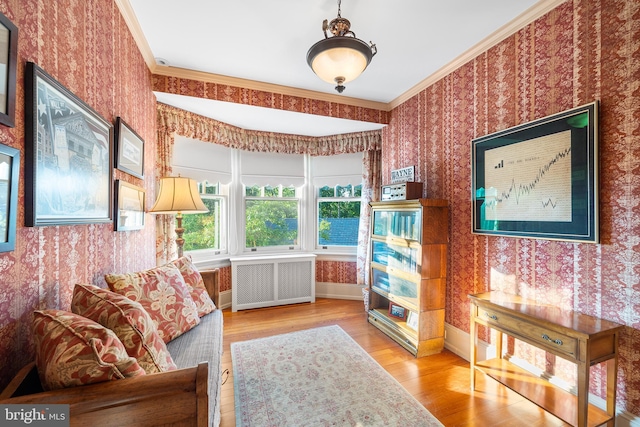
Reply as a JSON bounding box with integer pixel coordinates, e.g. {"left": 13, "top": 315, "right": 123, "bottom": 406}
{"left": 371, "top": 268, "right": 418, "bottom": 310}
{"left": 371, "top": 241, "right": 418, "bottom": 274}
{"left": 372, "top": 209, "right": 421, "bottom": 241}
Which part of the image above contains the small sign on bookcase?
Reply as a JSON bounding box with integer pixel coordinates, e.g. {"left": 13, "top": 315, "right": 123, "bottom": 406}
{"left": 390, "top": 166, "right": 415, "bottom": 183}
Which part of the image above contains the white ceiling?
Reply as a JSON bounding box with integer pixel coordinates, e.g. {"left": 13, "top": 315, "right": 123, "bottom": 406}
{"left": 126, "top": 0, "right": 545, "bottom": 136}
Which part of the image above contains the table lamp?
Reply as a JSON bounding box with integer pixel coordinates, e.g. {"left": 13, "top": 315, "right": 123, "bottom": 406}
{"left": 149, "top": 176, "right": 208, "bottom": 257}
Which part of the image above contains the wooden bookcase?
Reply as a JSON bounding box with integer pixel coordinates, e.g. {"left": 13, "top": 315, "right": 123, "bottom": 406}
{"left": 367, "top": 198, "right": 449, "bottom": 357}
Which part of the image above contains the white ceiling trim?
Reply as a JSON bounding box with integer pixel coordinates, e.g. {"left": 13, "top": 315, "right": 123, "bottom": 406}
{"left": 115, "top": 0, "right": 157, "bottom": 72}
{"left": 388, "top": 0, "right": 569, "bottom": 108}
{"left": 116, "top": 0, "right": 567, "bottom": 112}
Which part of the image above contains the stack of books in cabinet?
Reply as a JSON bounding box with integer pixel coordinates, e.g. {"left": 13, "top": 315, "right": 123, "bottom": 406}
{"left": 368, "top": 198, "right": 449, "bottom": 357}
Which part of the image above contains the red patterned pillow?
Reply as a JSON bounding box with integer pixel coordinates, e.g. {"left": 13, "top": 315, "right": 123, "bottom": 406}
{"left": 33, "top": 309, "right": 145, "bottom": 391}
{"left": 105, "top": 264, "right": 200, "bottom": 343}
{"left": 71, "top": 284, "right": 177, "bottom": 374}
{"left": 169, "top": 256, "right": 216, "bottom": 317}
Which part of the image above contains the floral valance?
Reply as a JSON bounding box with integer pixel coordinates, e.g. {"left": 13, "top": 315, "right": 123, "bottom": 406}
{"left": 157, "top": 102, "right": 382, "bottom": 155}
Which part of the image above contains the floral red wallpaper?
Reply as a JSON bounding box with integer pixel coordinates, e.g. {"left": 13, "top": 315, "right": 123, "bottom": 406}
{"left": 383, "top": 0, "right": 640, "bottom": 416}
{"left": 0, "top": 0, "right": 638, "bottom": 421}
{"left": 316, "top": 260, "right": 357, "bottom": 284}
{"left": 0, "top": 0, "right": 157, "bottom": 388}
{"left": 153, "top": 75, "right": 389, "bottom": 126}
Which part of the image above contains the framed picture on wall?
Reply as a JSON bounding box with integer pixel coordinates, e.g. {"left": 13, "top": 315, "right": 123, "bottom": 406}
{"left": 115, "top": 117, "right": 144, "bottom": 179}
{"left": 24, "top": 62, "right": 113, "bottom": 226}
{"left": 114, "top": 180, "right": 145, "bottom": 231}
{"left": 0, "top": 11, "right": 18, "bottom": 127}
{"left": 0, "top": 143, "right": 19, "bottom": 252}
{"left": 471, "top": 101, "right": 599, "bottom": 243}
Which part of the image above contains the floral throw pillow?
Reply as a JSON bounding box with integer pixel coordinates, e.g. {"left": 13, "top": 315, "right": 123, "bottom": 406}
{"left": 71, "top": 284, "right": 177, "bottom": 374}
{"left": 105, "top": 264, "right": 200, "bottom": 343}
{"left": 33, "top": 309, "right": 146, "bottom": 391}
{"left": 169, "top": 256, "right": 216, "bottom": 317}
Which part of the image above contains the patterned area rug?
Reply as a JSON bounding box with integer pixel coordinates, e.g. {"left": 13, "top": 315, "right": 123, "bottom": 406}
{"left": 231, "top": 325, "right": 443, "bottom": 426}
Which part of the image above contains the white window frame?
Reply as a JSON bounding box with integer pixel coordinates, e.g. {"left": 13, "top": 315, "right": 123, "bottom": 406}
{"left": 242, "top": 184, "right": 302, "bottom": 254}
{"left": 185, "top": 182, "right": 229, "bottom": 263}
{"left": 315, "top": 184, "right": 361, "bottom": 254}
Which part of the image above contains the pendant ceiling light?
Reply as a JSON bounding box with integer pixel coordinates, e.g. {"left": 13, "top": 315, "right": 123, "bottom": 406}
{"left": 306, "top": 0, "right": 377, "bottom": 93}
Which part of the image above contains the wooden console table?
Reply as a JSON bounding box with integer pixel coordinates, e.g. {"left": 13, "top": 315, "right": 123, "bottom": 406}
{"left": 469, "top": 292, "right": 623, "bottom": 427}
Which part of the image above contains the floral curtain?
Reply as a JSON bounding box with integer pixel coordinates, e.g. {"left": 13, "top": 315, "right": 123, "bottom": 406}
{"left": 356, "top": 149, "right": 381, "bottom": 288}
{"left": 155, "top": 103, "right": 382, "bottom": 276}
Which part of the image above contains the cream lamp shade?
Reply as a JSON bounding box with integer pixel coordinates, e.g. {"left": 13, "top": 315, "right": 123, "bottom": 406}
{"left": 149, "top": 176, "right": 208, "bottom": 214}
{"left": 149, "top": 176, "right": 208, "bottom": 257}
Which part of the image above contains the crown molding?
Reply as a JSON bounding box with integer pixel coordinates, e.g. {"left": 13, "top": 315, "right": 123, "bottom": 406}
{"left": 152, "top": 65, "right": 390, "bottom": 111}
{"left": 115, "top": 0, "right": 157, "bottom": 73}
{"left": 116, "top": 0, "right": 387, "bottom": 111}
{"left": 388, "top": 0, "right": 568, "bottom": 109}
{"left": 117, "top": 0, "right": 566, "bottom": 113}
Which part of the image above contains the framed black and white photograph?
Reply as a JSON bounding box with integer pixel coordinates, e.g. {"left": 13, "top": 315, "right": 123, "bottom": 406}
{"left": 115, "top": 117, "right": 144, "bottom": 179}
{"left": 0, "top": 11, "right": 17, "bottom": 127}
{"left": 115, "top": 180, "right": 145, "bottom": 231}
{"left": 471, "top": 102, "right": 598, "bottom": 243}
{"left": 388, "top": 302, "right": 406, "bottom": 320}
{"left": 0, "top": 143, "right": 19, "bottom": 252}
{"left": 24, "top": 61, "right": 113, "bottom": 226}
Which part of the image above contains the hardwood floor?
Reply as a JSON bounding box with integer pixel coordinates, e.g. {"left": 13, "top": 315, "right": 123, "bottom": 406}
{"left": 219, "top": 298, "right": 570, "bottom": 426}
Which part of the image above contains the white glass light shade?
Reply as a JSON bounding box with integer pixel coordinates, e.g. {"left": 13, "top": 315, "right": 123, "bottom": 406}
{"left": 307, "top": 37, "right": 373, "bottom": 85}
{"left": 149, "top": 176, "right": 208, "bottom": 214}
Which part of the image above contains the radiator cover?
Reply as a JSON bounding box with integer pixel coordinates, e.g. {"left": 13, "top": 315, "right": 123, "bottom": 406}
{"left": 230, "top": 254, "right": 316, "bottom": 312}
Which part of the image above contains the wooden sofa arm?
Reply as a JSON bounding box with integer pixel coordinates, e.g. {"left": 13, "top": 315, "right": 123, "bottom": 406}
{"left": 200, "top": 268, "right": 220, "bottom": 307}
{"left": 0, "top": 362, "right": 209, "bottom": 427}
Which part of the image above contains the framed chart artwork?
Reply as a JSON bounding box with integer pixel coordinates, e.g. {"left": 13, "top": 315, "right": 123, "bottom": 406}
{"left": 471, "top": 102, "right": 598, "bottom": 243}
{"left": 24, "top": 62, "right": 113, "bottom": 226}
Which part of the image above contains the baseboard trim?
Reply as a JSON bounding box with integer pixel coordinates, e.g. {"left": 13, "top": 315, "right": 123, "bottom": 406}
{"left": 443, "top": 322, "right": 639, "bottom": 425}
{"left": 315, "top": 282, "right": 365, "bottom": 301}
{"left": 218, "top": 290, "right": 232, "bottom": 310}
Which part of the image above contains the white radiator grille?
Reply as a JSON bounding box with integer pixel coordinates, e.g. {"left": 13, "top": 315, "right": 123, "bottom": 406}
{"left": 236, "top": 263, "right": 274, "bottom": 305}
{"left": 231, "top": 254, "right": 316, "bottom": 311}
{"left": 278, "top": 261, "right": 313, "bottom": 299}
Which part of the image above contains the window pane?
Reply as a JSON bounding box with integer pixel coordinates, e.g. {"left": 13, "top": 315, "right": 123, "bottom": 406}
{"left": 182, "top": 197, "right": 223, "bottom": 251}
{"left": 204, "top": 182, "right": 218, "bottom": 195}
{"left": 245, "top": 186, "right": 261, "bottom": 197}
{"left": 336, "top": 185, "right": 352, "bottom": 197}
{"left": 246, "top": 200, "right": 298, "bottom": 247}
{"left": 319, "top": 186, "right": 335, "bottom": 197}
{"left": 282, "top": 186, "right": 296, "bottom": 197}
{"left": 264, "top": 186, "right": 279, "bottom": 197}
{"left": 318, "top": 201, "right": 360, "bottom": 246}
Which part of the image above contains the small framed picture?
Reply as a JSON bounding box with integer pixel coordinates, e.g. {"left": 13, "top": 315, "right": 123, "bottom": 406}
{"left": 115, "top": 117, "right": 144, "bottom": 179}
{"left": 388, "top": 302, "right": 406, "bottom": 320}
{"left": 0, "top": 11, "right": 17, "bottom": 128}
{"left": 406, "top": 311, "right": 418, "bottom": 331}
{"left": 114, "top": 180, "right": 145, "bottom": 231}
{"left": 0, "top": 142, "right": 19, "bottom": 252}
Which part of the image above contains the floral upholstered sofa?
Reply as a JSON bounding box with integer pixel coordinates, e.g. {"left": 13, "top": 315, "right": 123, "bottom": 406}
{"left": 0, "top": 256, "right": 223, "bottom": 427}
